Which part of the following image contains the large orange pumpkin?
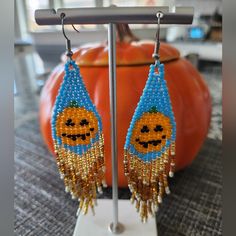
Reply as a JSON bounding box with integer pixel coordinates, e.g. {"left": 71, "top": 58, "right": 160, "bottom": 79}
{"left": 39, "top": 24, "right": 211, "bottom": 187}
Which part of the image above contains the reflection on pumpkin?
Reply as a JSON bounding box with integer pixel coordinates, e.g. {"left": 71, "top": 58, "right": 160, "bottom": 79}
{"left": 56, "top": 107, "right": 98, "bottom": 146}
{"left": 130, "top": 111, "right": 172, "bottom": 153}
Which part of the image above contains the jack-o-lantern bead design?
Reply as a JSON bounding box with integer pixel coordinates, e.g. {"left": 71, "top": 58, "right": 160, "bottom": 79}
{"left": 124, "top": 63, "right": 176, "bottom": 222}
{"left": 130, "top": 112, "right": 171, "bottom": 153}
{"left": 51, "top": 59, "right": 106, "bottom": 216}
{"left": 56, "top": 107, "right": 98, "bottom": 146}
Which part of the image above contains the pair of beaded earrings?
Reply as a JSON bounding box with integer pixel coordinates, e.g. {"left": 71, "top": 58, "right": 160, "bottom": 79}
{"left": 52, "top": 13, "right": 176, "bottom": 222}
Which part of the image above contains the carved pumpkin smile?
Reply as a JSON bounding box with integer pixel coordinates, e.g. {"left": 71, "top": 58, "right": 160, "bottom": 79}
{"left": 131, "top": 109, "right": 172, "bottom": 153}
{"left": 61, "top": 127, "right": 95, "bottom": 141}
{"left": 56, "top": 107, "right": 98, "bottom": 146}
{"left": 135, "top": 134, "right": 166, "bottom": 148}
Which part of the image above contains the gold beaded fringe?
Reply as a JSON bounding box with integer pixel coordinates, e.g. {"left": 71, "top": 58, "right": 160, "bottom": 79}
{"left": 124, "top": 142, "right": 175, "bottom": 222}
{"left": 54, "top": 133, "right": 106, "bottom": 216}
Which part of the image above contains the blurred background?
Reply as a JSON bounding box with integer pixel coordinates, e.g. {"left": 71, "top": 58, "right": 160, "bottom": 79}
{"left": 14, "top": 1, "right": 222, "bottom": 235}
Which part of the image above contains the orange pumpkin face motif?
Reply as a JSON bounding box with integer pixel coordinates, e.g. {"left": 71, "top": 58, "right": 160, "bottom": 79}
{"left": 130, "top": 112, "right": 172, "bottom": 153}
{"left": 39, "top": 24, "right": 212, "bottom": 187}
{"left": 56, "top": 107, "right": 98, "bottom": 146}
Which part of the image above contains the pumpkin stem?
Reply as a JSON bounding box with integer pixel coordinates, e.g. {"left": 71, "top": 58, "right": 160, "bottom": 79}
{"left": 149, "top": 106, "right": 158, "bottom": 113}
{"left": 116, "top": 24, "right": 139, "bottom": 43}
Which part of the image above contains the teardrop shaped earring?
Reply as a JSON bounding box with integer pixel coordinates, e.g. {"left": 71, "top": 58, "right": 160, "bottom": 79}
{"left": 51, "top": 13, "right": 106, "bottom": 216}
{"left": 124, "top": 12, "right": 176, "bottom": 222}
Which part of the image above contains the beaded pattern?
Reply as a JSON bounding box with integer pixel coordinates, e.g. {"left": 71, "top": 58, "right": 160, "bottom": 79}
{"left": 124, "top": 62, "right": 176, "bottom": 222}
{"left": 51, "top": 59, "right": 106, "bottom": 216}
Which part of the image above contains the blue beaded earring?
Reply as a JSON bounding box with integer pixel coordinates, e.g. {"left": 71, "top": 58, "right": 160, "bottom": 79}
{"left": 51, "top": 13, "right": 106, "bottom": 216}
{"left": 124, "top": 12, "right": 176, "bottom": 222}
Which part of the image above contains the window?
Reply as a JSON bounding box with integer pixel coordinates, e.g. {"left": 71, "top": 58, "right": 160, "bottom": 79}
{"left": 63, "top": 0, "right": 96, "bottom": 8}
{"left": 104, "top": 0, "right": 159, "bottom": 7}
{"left": 25, "top": 0, "right": 51, "bottom": 32}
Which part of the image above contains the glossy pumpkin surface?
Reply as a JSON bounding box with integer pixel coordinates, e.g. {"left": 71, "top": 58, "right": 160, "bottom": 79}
{"left": 39, "top": 25, "right": 211, "bottom": 187}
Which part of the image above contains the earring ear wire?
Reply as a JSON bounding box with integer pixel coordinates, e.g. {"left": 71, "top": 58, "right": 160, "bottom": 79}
{"left": 60, "top": 13, "right": 73, "bottom": 60}
{"left": 124, "top": 11, "right": 176, "bottom": 222}
{"left": 152, "top": 11, "right": 164, "bottom": 66}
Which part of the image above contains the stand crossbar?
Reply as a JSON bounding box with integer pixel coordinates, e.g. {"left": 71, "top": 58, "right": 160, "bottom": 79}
{"left": 35, "top": 6, "right": 193, "bottom": 25}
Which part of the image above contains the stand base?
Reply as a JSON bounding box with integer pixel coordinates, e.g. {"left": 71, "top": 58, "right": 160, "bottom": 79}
{"left": 73, "top": 199, "right": 158, "bottom": 236}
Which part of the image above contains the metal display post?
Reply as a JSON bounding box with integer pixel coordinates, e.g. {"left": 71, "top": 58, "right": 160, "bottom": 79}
{"left": 34, "top": 7, "right": 193, "bottom": 236}
{"left": 107, "top": 23, "right": 124, "bottom": 234}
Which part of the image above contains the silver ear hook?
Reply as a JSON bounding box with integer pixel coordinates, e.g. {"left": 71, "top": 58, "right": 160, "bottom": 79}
{"left": 61, "top": 13, "right": 73, "bottom": 60}
{"left": 72, "top": 24, "right": 80, "bottom": 33}
{"left": 152, "top": 11, "right": 164, "bottom": 65}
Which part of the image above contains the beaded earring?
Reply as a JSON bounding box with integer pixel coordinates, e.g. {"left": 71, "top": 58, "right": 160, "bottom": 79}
{"left": 124, "top": 12, "right": 176, "bottom": 222}
{"left": 51, "top": 13, "right": 106, "bottom": 216}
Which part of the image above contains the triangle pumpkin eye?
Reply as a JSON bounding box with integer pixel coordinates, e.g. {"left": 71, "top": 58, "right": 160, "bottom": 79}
{"left": 154, "top": 125, "right": 163, "bottom": 132}
{"left": 65, "top": 118, "right": 75, "bottom": 126}
{"left": 80, "top": 119, "right": 89, "bottom": 126}
{"left": 141, "top": 125, "right": 149, "bottom": 133}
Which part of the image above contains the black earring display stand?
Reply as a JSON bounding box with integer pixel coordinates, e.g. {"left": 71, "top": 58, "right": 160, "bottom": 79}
{"left": 35, "top": 6, "right": 193, "bottom": 236}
